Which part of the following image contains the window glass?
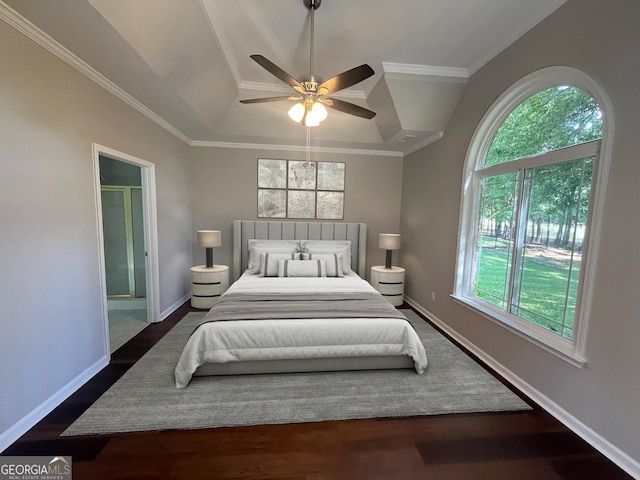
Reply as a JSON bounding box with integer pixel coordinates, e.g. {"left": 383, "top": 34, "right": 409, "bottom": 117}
{"left": 472, "top": 172, "right": 519, "bottom": 309}
{"left": 472, "top": 158, "right": 594, "bottom": 338}
{"left": 485, "top": 87, "right": 602, "bottom": 167}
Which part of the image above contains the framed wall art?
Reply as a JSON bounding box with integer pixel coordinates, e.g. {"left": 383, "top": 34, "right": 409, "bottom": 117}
{"left": 257, "top": 159, "right": 345, "bottom": 219}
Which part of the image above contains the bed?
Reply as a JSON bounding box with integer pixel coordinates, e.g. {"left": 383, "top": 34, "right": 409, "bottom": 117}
{"left": 175, "top": 220, "right": 428, "bottom": 388}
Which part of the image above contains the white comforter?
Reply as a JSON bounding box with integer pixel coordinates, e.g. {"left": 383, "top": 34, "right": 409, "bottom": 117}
{"left": 175, "top": 272, "right": 428, "bottom": 387}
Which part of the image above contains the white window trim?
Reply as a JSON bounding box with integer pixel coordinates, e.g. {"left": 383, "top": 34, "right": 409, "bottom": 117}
{"left": 453, "top": 66, "right": 614, "bottom": 367}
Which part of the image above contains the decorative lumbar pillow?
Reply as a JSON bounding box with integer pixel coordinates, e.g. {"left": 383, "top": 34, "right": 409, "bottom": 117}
{"left": 259, "top": 252, "right": 301, "bottom": 277}
{"left": 247, "top": 239, "right": 300, "bottom": 273}
{"left": 278, "top": 259, "right": 327, "bottom": 277}
{"left": 302, "top": 240, "right": 352, "bottom": 274}
{"left": 304, "top": 253, "right": 344, "bottom": 277}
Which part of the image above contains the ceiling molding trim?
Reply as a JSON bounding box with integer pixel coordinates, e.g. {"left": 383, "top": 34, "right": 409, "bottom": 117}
{"left": 383, "top": 62, "right": 469, "bottom": 79}
{"left": 190, "top": 140, "right": 403, "bottom": 158}
{"left": 401, "top": 132, "right": 444, "bottom": 156}
{"left": 466, "top": 0, "right": 567, "bottom": 75}
{"left": 0, "top": 1, "right": 192, "bottom": 145}
{"left": 199, "top": 0, "right": 241, "bottom": 86}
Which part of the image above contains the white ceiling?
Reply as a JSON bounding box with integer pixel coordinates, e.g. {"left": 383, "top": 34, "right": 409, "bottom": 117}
{"left": 2, "top": 0, "right": 566, "bottom": 155}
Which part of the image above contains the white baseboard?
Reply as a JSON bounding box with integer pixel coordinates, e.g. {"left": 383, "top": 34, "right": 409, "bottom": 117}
{"left": 0, "top": 355, "right": 109, "bottom": 453}
{"left": 161, "top": 293, "right": 190, "bottom": 321}
{"left": 404, "top": 296, "right": 640, "bottom": 480}
{"left": 1, "top": 293, "right": 190, "bottom": 453}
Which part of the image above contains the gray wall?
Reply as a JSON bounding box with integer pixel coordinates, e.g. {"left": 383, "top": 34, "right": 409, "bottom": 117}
{"left": 400, "top": 0, "right": 640, "bottom": 467}
{"left": 0, "top": 19, "right": 192, "bottom": 443}
{"left": 188, "top": 147, "right": 404, "bottom": 279}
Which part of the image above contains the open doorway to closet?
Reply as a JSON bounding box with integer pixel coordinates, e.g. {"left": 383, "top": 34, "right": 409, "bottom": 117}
{"left": 93, "top": 144, "right": 160, "bottom": 354}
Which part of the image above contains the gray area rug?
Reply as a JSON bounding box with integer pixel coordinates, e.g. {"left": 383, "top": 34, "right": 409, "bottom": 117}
{"left": 63, "top": 310, "right": 530, "bottom": 436}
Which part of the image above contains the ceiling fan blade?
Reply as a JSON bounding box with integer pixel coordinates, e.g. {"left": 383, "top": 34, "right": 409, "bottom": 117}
{"left": 318, "top": 64, "right": 375, "bottom": 95}
{"left": 240, "top": 96, "right": 300, "bottom": 104}
{"left": 250, "top": 54, "right": 303, "bottom": 91}
{"left": 323, "top": 98, "right": 376, "bottom": 119}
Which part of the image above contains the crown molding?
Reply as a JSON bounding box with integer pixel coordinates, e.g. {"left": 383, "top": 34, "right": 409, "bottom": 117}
{"left": 190, "top": 140, "right": 403, "bottom": 158}
{"left": 383, "top": 62, "right": 469, "bottom": 78}
{"left": 199, "top": 0, "right": 240, "bottom": 85}
{"left": 0, "top": 1, "right": 192, "bottom": 145}
{"left": 401, "top": 132, "right": 444, "bottom": 156}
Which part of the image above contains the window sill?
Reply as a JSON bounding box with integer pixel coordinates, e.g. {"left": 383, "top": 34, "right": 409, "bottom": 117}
{"left": 451, "top": 294, "right": 588, "bottom": 369}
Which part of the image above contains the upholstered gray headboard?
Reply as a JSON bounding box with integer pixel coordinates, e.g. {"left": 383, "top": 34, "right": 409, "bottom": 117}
{"left": 233, "top": 220, "right": 367, "bottom": 281}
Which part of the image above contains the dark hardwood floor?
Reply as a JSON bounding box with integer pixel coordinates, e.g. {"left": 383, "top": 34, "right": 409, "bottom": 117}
{"left": 2, "top": 302, "right": 632, "bottom": 479}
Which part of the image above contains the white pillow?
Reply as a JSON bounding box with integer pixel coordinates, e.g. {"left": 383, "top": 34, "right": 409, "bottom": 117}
{"left": 258, "top": 252, "right": 301, "bottom": 277}
{"left": 278, "top": 259, "right": 327, "bottom": 278}
{"left": 247, "top": 239, "right": 300, "bottom": 273}
{"left": 302, "top": 240, "right": 352, "bottom": 274}
{"left": 304, "top": 253, "right": 344, "bottom": 277}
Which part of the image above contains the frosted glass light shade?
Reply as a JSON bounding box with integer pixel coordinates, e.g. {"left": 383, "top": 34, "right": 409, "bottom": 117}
{"left": 379, "top": 233, "right": 401, "bottom": 250}
{"left": 310, "top": 102, "right": 328, "bottom": 121}
{"left": 197, "top": 230, "right": 221, "bottom": 248}
{"left": 288, "top": 101, "right": 327, "bottom": 127}
{"left": 288, "top": 103, "right": 305, "bottom": 123}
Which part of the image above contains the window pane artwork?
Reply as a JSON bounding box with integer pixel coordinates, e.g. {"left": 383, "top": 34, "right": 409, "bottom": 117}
{"left": 288, "top": 161, "right": 316, "bottom": 190}
{"left": 317, "top": 191, "right": 344, "bottom": 219}
{"left": 287, "top": 190, "right": 316, "bottom": 219}
{"left": 257, "top": 189, "right": 286, "bottom": 218}
{"left": 258, "top": 159, "right": 287, "bottom": 188}
{"left": 257, "top": 159, "right": 345, "bottom": 219}
{"left": 317, "top": 162, "right": 345, "bottom": 190}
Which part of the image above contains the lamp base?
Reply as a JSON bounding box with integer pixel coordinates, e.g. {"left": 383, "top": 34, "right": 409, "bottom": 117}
{"left": 385, "top": 250, "right": 393, "bottom": 269}
{"left": 205, "top": 248, "right": 213, "bottom": 269}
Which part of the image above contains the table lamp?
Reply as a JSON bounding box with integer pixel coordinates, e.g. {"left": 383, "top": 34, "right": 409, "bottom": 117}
{"left": 379, "top": 233, "right": 401, "bottom": 269}
{"left": 197, "top": 230, "right": 221, "bottom": 268}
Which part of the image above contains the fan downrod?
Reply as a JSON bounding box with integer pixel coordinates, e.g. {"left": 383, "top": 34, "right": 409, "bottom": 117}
{"left": 303, "top": 0, "right": 321, "bottom": 10}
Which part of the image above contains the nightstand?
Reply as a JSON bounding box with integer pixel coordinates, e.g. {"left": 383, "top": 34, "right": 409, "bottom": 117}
{"left": 190, "top": 265, "right": 229, "bottom": 309}
{"left": 370, "top": 266, "right": 405, "bottom": 306}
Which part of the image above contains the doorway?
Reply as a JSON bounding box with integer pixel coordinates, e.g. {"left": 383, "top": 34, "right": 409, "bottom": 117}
{"left": 93, "top": 144, "right": 160, "bottom": 354}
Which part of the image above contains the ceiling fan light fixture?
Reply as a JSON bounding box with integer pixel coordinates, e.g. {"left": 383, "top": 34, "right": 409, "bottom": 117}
{"left": 288, "top": 99, "right": 327, "bottom": 127}
{"left": 288, "top": 102, "right": 305, "bottom": 123}
{"left": 311, "top": 101, "right": 328, "bottom": 122}
{"left": 303, "top": 115, "right": 320, "bottom": 127}
{"left": 241, "top": 0, "right": 376, "bottom": 125}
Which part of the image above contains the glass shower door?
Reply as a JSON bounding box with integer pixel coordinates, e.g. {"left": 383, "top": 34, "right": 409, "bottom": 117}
{"left": 101, "top": 187, "right": 146, "bottom": 298}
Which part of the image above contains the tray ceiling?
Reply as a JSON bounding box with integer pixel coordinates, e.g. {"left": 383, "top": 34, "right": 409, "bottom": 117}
{"left": 2, "top": 0, "right": 565, "bottom": 155}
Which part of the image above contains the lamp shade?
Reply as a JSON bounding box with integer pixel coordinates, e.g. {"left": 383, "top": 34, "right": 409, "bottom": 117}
{"left": 379, "top": 233, "right": 401, "bottom": 250}
{"left": 197, "top": 230, "right": 221, "bottom": 248}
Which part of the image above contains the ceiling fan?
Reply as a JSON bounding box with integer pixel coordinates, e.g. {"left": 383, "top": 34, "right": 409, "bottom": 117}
{"left": 239, "top": 0, "right": 376, "bottom": 127}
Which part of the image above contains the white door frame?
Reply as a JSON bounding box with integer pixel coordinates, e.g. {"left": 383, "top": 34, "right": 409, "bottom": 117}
{"left": 92, "top": 144, "right": 161, "bottom": 353}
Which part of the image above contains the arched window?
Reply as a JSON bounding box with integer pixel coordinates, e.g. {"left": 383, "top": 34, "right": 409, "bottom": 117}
{"left": 454, "top": 67, "right": 612, "bottom": 366}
